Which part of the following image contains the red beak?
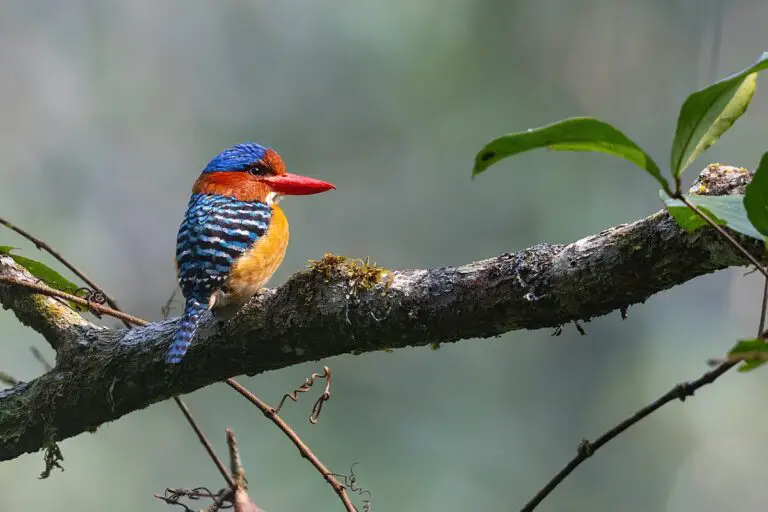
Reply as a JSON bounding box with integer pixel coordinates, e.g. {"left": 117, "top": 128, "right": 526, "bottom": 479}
{"left": 262, "top": 173, "right": 336, "bottom": 195}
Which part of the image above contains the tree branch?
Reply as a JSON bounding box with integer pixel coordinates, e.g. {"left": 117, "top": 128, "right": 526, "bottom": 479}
{"left": 0, "top": 164, "right": 759, "bottom": 463}
{"left": 0, "top": 256, "right": 95, "bottom": 350}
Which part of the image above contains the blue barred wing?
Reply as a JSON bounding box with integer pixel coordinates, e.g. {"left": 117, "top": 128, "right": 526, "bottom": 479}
{"left": 168, "top": 193, "right": 271, "bottom": 363}
{"left": 176, "top": 193, "right": 272, "bottom": 301}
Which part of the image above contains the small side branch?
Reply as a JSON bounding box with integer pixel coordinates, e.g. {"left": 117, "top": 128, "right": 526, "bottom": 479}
{"left": 0, "top": 274, "right": 145, "bottom": 328}
{"left": 519, "top": 363, "right": 732, "bottom": 511}
{"left": 0, "top": 217, "right": 123, "bottom": 313}
{"left": 226, "top": 379, "right": 358, "bottom": 512}
{"left": 157, "top": 428, "right": 265, "bottom": 512}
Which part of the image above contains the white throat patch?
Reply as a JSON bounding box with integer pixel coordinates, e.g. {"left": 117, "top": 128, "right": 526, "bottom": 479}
{"left": 266, "top": 192, "right": 284, "bottom": 206}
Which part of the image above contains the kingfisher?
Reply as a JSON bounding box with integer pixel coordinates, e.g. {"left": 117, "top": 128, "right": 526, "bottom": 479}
{"left": 167, "top": 142, "right": 335, "bottom": 363}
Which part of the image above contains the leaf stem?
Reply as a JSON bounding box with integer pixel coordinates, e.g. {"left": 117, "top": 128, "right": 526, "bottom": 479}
{"left": 675, "top": 194, "right": 768, "bottom": 279}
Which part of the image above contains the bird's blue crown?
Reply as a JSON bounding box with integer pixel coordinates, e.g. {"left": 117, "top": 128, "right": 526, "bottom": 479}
{"left": 203, "top": 142, "right": 269, "bottom": 173}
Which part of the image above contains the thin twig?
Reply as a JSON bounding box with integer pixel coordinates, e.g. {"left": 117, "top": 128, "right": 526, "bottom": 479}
{"left": 0, "top": 217, "right": 124, "bottom": 319}
{"left": 226, "top": 428, "right": 245, "bottom": 485}
{"left": 0, "top": 275, "right": 147, "bottom": 327}
{"left": 759, "top": 277, "right": 768, "bottom": 336}
{"left": 225, "top": 378, "right": 358, "bottom": 512}
{"left": 0, "top": 372, "right": 18, "bottom": 386}
{"left": 30, "top": 346, "right": 53, "bottom": 371}
{"left": 707, "top": 281, "right": 768, "bottom": 366}
{"left": 520, "top": 362, "right": 733, "bottom": 511}
{"left": 707, "top": 279, "right": 768, "bottom": 365}
{"left": 161, "top": 288, "right": 179, "bottom": 319}
{"left": 174, "top": 396, "right": 235, "bottom": 489}
{"left": 675, "top": 195, "right": 768, "bottom": 279}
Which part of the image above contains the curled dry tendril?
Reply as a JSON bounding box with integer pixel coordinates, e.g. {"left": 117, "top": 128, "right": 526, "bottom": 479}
{"left": 330, "top": 463, "right": 371, "bottom": 512}
{"left": 156, "top": 487, "right": 233, "bottom": 512}
{"left": 273, "top": 366, "right": 331, "bottom": 424}
{"left": 30, "top": 277, "right": 108, "bottom": 316}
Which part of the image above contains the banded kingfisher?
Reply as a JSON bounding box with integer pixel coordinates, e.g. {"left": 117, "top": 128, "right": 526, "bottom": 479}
{"left": 168, "top": 142, "right": 335, "bottom": 363}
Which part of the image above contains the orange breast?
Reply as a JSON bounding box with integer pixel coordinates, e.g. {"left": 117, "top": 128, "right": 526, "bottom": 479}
{"left": 226, "top": 204, "right": 289, "bottom": 302}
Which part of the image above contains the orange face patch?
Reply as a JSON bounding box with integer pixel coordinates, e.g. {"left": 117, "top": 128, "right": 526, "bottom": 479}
{"left": 192, "top": 172, "right": 271, "bottom": 202}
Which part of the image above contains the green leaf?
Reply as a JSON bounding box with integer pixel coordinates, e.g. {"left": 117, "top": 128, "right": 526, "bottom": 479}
{"left": 671, "top": 52, "right": 768, "bottom": 178}
{"left": 663, "top": 201, "right": 725, "bottom": 233}
{"left": 744, "top": 152, "right": 768, "bottom": 237}
{"left": 660, "top": 191, "right": 763, "bottom": 240}
{"left": 473, "top": 117, "right": 668, "bottom": 190}
{"left": 728, "top": 338, "right": 768, "bottom": 372}
{"left": 0, "top": 246, "right": 81, "bottom": 297}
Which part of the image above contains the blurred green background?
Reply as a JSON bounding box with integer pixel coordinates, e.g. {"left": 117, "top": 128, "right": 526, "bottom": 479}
{"left": 1, "top": 1, "right": 767, "bottom": 511}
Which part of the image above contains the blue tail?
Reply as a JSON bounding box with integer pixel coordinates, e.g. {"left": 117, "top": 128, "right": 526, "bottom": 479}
{"left": 167, "top": 299, "right": 207, "bottom": 363}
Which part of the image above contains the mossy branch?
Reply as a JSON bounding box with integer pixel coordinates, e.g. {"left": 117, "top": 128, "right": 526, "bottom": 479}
{"left": 0, "top": 165, "right": 761, "bottom": 464}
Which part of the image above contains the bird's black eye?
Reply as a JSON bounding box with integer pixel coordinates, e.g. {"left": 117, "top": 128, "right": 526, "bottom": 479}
{"left": 246, "top": 163, "right": 268, "bottom": 176}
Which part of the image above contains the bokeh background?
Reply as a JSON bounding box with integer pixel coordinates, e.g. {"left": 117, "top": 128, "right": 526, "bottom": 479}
{"left": 1, "top": 1, "right": 767, "bottom": 510}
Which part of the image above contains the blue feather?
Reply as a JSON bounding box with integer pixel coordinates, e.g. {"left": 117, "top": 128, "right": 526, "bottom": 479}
{"left": 169, "top": 193, "right": 272, "bottom": 363}
{"left": 167, "top": 299, "right": 207, "bottom": 363}
{"left": 203, "top": 142, "right": 268, "bottom": 173}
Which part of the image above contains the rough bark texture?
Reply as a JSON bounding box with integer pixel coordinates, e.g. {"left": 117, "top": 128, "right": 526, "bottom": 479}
{"left": 0, "top": 164, "right": 760, "bottom": 463}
